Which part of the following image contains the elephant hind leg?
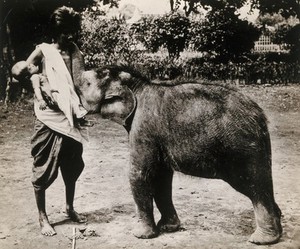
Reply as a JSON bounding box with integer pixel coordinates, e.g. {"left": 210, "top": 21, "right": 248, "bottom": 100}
{"left": 154, "top": 167, "right": 181, "bottom": 233}
{"left": 249, "top": 198, "right": 282, "bottom": 245}
{"left": 223, "top": 166, "right": 282, "bottom": 245}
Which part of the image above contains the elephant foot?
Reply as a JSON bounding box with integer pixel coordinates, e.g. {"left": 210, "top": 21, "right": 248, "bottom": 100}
{"left": 157, "top": 216, "right": 181, "bottom": 233}
{"left": 250, "top": 202, "right": 282, "bottom": 245}
{"left": 133, "top": 219, "right": 159, "bottom": 239}
{"left": 248, "top": 227, "right": 282, "bottom": 245}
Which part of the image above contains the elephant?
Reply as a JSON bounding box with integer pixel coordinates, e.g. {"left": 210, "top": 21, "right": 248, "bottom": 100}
{"left": 77, "top": 65, "right": 282, "bottom": 245}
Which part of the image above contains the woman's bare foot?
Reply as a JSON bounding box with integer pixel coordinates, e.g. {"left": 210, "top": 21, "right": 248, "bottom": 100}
{"left": 39, "top": 216, "right": 56, "bottom": 236}
{"left": 67, "top": 209, "right": 87, "bottom": 223}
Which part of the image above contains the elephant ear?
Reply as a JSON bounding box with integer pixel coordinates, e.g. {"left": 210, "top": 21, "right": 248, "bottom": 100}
{"left": 100, "top": 76, "right": 136, "bottom": 127}
{"left": 70, "top": 42, "right": 85, "bottom": 88}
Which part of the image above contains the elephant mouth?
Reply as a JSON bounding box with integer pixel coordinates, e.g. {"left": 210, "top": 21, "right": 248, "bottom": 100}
{"left": 80, "top": 96, "right": 101, "bottom": 114}
{"left": 102, "top": 95, "right": 123, "bottom": 103}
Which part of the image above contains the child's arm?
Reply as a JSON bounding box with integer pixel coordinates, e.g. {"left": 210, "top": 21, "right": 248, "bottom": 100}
{"left": 31, "top": 74, "right": 47, "bottom": 110}
{"left": 31, "top": 74, "right": 44, "bottom": 101}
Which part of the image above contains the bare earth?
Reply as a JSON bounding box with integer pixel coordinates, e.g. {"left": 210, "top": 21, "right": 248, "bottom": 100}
{"left": 0, "top": 85, "right": 300, "bottom": 249}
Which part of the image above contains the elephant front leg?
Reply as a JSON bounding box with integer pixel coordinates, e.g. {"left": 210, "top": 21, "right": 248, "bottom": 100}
{"left": 129, "top": 167, "right": 159, "bottom": 239}
{"left": 154, "top": 167, "right": 181, "bottom": 233}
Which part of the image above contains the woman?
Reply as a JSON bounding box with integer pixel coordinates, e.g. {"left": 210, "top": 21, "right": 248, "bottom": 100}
{"left": 25, "top": 6, "right": 87, "bottom": 236}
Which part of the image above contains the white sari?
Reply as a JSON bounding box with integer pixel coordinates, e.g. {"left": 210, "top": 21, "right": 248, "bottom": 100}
{"left": 34, "top": 43, "right": 87, "bottom": 143}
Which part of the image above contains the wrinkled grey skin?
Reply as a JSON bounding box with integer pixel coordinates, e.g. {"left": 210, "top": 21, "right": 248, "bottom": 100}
{"left": 77, "top": 65, "right": 282, "bottom": 245}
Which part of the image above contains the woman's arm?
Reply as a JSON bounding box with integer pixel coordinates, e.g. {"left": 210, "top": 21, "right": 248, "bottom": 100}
{"left": 26, "top": 46, "right": 43, "bottom": 66}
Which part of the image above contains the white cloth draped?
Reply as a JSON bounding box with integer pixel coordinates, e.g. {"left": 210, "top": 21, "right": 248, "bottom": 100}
{"left": 34, "top": 43, "right": 87, "bottom": 143}
{"left": 38, "top": 43, "right": 80, "bottom": 126}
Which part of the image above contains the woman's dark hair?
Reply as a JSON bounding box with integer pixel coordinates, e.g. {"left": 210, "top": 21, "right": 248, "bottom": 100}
{"left": 49, "top": 6, "right": 81, "bottom": 39}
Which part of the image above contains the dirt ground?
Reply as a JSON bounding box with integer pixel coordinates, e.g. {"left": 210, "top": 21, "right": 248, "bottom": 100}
{"left": 0, "top": 84, "right": 300, "bottom": 249}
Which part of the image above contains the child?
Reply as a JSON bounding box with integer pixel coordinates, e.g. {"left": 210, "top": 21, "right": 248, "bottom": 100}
{"left": 11, "top": 60, "right": 92, "bottom": 126}
{"left": 12, "top": 61, "right": 51, "bottom": 110}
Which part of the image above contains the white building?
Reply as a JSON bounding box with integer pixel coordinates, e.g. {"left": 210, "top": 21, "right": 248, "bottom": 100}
{"left": 254, "top": 35, "right": 286, "bottom": 53}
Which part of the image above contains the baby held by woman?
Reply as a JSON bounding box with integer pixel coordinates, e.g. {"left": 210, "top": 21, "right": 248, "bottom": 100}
{"left": 11, "top": 60, "right": 92, "bottom": 127}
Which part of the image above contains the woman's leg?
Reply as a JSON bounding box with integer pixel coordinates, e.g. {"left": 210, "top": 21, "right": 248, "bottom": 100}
{"left": 60, "top": 137, "right": 86, "bottom": 222}
{"left": 34, "top": 188, "right": 57, "bottom": 236}
{"left": 31, "top": 120, "right": 61, "bottom": 236}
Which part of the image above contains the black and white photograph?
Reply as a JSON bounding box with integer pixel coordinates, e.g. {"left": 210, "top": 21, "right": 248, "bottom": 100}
{"left": 0, "top": 0, "right": 299, "bottom": 248}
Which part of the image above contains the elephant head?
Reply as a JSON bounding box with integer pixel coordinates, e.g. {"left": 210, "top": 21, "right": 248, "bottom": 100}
{"left": 79, "top": 67, "right": 137, "bottom": 128}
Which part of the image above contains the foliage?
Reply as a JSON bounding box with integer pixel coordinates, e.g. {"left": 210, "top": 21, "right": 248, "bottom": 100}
{"left": 280, "top": 24, "right": 300, "bottom": 61}
{"left": 256, "top": 13, "right": 285, "bottom": 30}
{"left": 130, "top": 12, "right": 190, "bottom": 58}
{"left": 170, "top": 0, "right": 202, "bottom": 16}
{"left": 126, "top": 52, "right": 300, "bottom": 84}
{"left": 251, "top": 0, "right": 300, "bottom": 19}
{"left": 170, "top": 0, "right": 248, "bottom": 16}
{"left": 80, "top": 11, "right": 139, "bottom": 68}
{"left": 190, "top": 8, "right": 261, "bottom": 62}
{"left": 170, "top": 0, "right": 300, "bottom": 20}
{"left": 158, "top": 13, "right": 191, "bottom": 58}
{"left": 167, "top": 1, "right": 261, "bottom": 62}
{"left": 271, "top": 23, "right": 292, "bottom": 46}
{"left": 199, "top": 0, "right": 247, "bottom": 10}
{"left": 269, "top": 21, "right": 300, "bottom": 62}
{"left": 130, "top": 16, "right": 161, "bottom": 53}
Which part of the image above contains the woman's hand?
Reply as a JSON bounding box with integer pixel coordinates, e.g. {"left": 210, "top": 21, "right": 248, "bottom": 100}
{"left": 38, "top": 100, "right": 47, "bottom": 110}
{"left": 40, "top": 84, "right": 57, "bottom": 108}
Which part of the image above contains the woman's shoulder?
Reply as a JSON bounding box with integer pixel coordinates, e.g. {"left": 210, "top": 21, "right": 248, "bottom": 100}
{"left": 36, "top": 42, "right": 52, "bottom": 50}
{"left": 30, "top": 44, "right": 46, "bottom": 56}
{"left": 26, "top": 45, "right": 44, "bottom": 64}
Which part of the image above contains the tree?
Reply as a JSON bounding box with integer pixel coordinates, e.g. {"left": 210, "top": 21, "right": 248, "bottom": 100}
{"left": 272, "top": 23, "right": 300, "bottom": 61}
{"left": 169, "top": 0, "right": 248, "bottom": 16}
{"left": 190, "top": 7, "right": 260, "bottom": 62}
{"left": 169, "top": 0, "right": 202, "bottom": 16}
{"left": 285, "top": 24, "right": 300, "bottom": 60}
{"left": 167, "top": 0, "right": 259, "bottom": 62}
{"left": 256, "top": 13, "right": 285, "bottom": 31}
{"left": 130, "top": 16, "right": 162, "bottom": 54}
{"left": 170, "top": 0, "right": 300, "bottom": 19}
{"left": 131, "top": 12, "right": 190, "bottom": 58}
{"left": 80, "top": 12, "right": 138, "bottom": 67}
{"left": 251, "top": 0, "right": 300, "bottom": 19}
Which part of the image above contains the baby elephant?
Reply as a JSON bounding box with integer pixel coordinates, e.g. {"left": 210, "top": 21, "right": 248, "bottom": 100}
{"left": 78, "top": 65, "right": 282, "bottom": 245}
